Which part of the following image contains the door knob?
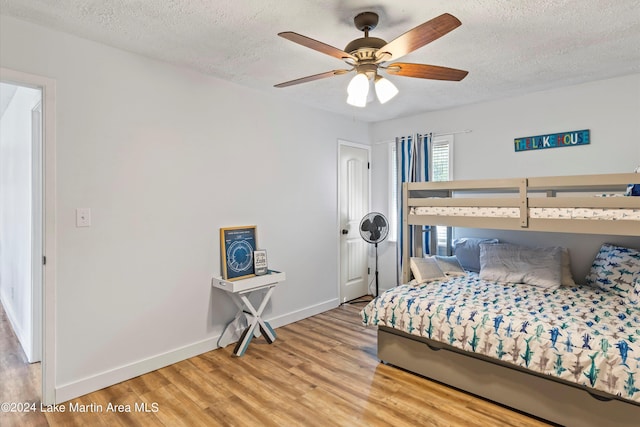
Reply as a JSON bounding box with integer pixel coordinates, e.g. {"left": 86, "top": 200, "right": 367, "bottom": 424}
{"left": 341, "top": 229, "right": 348, "bottom": 234}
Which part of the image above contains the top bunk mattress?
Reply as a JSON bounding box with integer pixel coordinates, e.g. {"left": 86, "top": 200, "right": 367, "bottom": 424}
{"left": 361, "top": 273, "right": 640, "bottom": 404}
{"left": 410, "top": 206, "right": 640, "bottom": 221}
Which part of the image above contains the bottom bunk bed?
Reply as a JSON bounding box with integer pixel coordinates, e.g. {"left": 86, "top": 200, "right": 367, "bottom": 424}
{"left": 362, "top": 266, "right": 640, "bottom": 426}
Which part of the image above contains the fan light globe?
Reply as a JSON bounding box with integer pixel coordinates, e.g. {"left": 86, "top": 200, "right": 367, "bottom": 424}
{"left": 347, "top": 93, "right": 367, "bottom": 107}
{"left": 347, "top": 73, "right": 369, "bottom": 107}
{"left": 347, "top": 73, "right": 369, "bottom": 95}
{"left": 375, "top": 76, "right": 399, "bottom": 104}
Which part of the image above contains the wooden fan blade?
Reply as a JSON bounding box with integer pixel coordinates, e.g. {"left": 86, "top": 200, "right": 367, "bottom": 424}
{"left": 279, "top": 32, "right": 356, "bottom": 62}
{"left": 274, "top": 69, "right": 351, "bottom": 88}
{"left": 376, "top": 13, "right": 461, "bottom": 61}
{"left": 386, "top": 63, "right": 468, "bottom": 81}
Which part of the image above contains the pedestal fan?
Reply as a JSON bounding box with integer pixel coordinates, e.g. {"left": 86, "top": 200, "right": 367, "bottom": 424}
{"left": 359, "top": 212, "right": 389, "bottom": 297}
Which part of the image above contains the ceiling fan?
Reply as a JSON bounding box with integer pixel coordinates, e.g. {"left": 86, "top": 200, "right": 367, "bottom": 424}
{"left": 275, "top": 12, "right": 468, "bottom": 107}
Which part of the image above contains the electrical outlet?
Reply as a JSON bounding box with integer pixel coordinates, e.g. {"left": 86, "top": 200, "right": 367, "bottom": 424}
{"left": 76, "top": 208, "right": 91, "bottom": 227}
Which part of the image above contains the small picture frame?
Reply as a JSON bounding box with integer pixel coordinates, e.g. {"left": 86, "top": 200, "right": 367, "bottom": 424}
{"left": 220, "top": 226, "right": 258, "bottom": 281}
{"left": 254, "top": 250, "right": 268, "bottom": 276}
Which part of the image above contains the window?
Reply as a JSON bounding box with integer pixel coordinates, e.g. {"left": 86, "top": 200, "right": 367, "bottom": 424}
{"left": 431, "top": 135, "right": 453, "bottom": 182}
{"left": 388, "top": 135, "right": 453, "bottom": 246}
{"left": 430, "top": 135, "right": 453, "bottom": 254}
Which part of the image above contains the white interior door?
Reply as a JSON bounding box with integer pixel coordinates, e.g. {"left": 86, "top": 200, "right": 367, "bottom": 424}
{"left": 339, "top": 142, "right": 370, "bottom": 302}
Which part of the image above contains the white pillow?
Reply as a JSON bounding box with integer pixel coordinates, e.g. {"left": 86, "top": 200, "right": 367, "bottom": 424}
{"left": 561, "top": 248, "right": 576, "bottom": 287}
{"left": 479, "top": 243, "right": 563, "bottom": 289}
{"left": 434, "top": 255, "right": 467, "bottom": 277}
{"left": 410, "top": 257, "right": 447, "bottom": 284}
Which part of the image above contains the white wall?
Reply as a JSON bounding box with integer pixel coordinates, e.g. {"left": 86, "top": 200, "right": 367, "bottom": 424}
{"left": 0, "top": 15, "right": 369, "bottom": 401}
{"left": 373, "top": 73, "right": 640, "bottom": 177}
{"left": 369, "top": 139, "right": 397, "bottom": 292}
{"left": 371, "top": 73, "right": 640, "bottom": 287}
{"left": 0, "top": 84, "right": 41, "bottom": 362}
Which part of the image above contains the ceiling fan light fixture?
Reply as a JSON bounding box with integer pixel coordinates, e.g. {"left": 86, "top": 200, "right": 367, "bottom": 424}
{"left": 374, "top": 75, "right": 398, "bottom": 104}
{"left": 275, "top": 13, "right": 468, "bottom": 108}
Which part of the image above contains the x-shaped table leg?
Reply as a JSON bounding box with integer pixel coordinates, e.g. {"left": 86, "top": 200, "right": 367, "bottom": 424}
{"left": 232, "top": 285, "right": 277, "bottom": 356}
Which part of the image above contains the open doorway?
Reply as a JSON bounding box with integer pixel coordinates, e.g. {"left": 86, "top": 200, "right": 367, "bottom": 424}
{"left": 0, "top": 82, "right": 42, "bottom": 364}
{"left": 0, "top": 68, "right": 56, "bottom": 405}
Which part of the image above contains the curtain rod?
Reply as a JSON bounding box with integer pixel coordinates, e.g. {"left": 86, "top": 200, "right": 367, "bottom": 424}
{"left": 373, "top": 129, "right": 472, "bottom": 145}
{"left": 427, "top": 129, "right": 472, "bottom": 137}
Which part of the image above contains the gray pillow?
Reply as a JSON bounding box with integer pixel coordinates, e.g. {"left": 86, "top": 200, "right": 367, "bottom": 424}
{"left": 453, "top": 237, "right": 499, "bottom": 272}
{"left": 479, "top": 243, "right": 563, "bottom": 289}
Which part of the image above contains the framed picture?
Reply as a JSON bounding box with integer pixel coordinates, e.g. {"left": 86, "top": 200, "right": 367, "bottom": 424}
{"left": 220, "top": 226, "right": 258, "bottom": 280}
{"left": 254, "top": 250, "right": 268, "bottom": 276}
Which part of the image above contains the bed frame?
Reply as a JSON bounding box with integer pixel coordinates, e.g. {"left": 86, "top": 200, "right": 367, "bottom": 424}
{"left": 381, "top": 172, "right": 640, "bottom": 427}
{"left": 401, "top": 172, "right": 640, "bottom": 281}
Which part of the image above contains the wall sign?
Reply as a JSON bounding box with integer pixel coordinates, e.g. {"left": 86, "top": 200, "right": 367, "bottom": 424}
{"left": 514, "top": 129, "right": 590, "bottom": 152}
{"left": 253, "top": 250, "right": 268, "bottom": 275}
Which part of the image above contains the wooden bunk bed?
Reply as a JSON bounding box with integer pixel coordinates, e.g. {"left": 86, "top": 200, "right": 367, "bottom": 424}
{"left": 367, "top": 173, "right": 640, "bottom": 427}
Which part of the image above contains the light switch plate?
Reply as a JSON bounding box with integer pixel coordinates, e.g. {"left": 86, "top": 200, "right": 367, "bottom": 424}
{"left": 76, "top": 208, "right": 91, "bottom": 227}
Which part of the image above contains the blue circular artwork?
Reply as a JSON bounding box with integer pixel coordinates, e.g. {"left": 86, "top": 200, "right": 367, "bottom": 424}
{"left": 226, "top": 240, "right": 253, "bottom": 273}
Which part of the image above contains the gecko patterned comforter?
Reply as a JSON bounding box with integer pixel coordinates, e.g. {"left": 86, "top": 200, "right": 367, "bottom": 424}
{"left": 361, "top": 274, "right": 640, "bottom": 403}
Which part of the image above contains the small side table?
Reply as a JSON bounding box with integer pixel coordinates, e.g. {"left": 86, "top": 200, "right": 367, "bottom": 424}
{"left": 212, "top": 270, "right": 285, "bottom": 356}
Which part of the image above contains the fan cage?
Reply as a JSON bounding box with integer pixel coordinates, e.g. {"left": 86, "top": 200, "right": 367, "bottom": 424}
{"left": 359, "top": 212, "right": 389, "bottom": 244}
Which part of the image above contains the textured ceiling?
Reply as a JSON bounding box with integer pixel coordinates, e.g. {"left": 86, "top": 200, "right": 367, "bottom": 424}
{"left": 1, "top": 0, "right": 639, "bottom": 122}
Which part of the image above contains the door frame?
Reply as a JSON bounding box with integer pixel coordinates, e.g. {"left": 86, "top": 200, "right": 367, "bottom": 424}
{"left": 1, "top": 67, "right": 57, "bottom": 405}
{"left": 337, "top": 139, "right": 371, "bottom": 302}
{"left": 31, "top": 100, "right": 43, "bottom": 362}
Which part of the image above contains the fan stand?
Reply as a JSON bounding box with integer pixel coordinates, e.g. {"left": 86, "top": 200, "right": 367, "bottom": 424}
{"left": 373, "top": 241, "right": 380, "bottom": 297}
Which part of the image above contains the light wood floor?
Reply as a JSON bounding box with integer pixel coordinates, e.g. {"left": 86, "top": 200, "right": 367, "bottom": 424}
{"left": 1, "top": 300, "right": 551, "bottom": 427}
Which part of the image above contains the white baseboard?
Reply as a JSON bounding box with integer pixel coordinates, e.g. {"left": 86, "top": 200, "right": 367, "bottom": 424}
{"left": 268, "top": 297, "right": 339, "bottom": 329}
{"left": 55, "top": 298, "right": 340, "bottom": 403}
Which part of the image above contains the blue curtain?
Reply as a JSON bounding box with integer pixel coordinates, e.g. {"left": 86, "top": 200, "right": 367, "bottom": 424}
{"left": 395, "top": 133, "right": 431, "bottom": 285}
